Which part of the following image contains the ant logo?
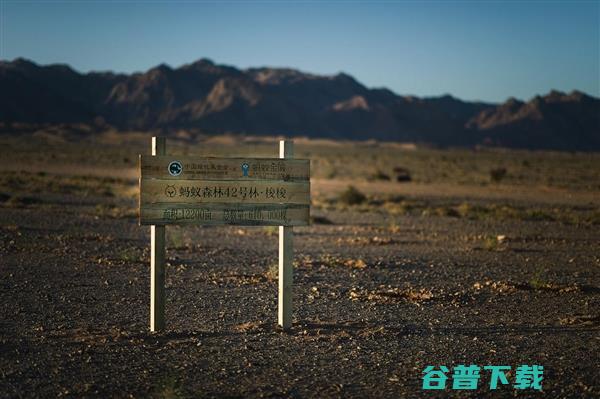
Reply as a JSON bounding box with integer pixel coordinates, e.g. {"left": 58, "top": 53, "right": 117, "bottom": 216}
{"left": 168, "top": 161, "right": 182, "bottom": 176}
{"left": 165, "top": 185, "right": 177, "bottom": 197}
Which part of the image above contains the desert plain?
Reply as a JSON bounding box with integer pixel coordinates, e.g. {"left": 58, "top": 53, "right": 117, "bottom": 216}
{"left": 0, "top": 130, "right": 599, "bottom": 398}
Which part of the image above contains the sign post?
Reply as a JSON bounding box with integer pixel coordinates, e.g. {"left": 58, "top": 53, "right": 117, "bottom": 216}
{"left": 139, "top": 137, "right": 309, "bottom": 332}
{"left": 150, "top": 137, "right": 166, "bottom": 332}
{"left": 278, "top": 140, "right": 293, "bottom": 330}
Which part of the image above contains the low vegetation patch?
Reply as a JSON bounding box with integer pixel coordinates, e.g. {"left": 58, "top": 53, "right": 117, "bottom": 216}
{"left": 262, "top": 226, "right": 278, "bottom": 236}
{"left": 93, "top": 203, "right": 137, "bottom": 219}
{"left": 310, "top": 215, "right": 334, "bottom": 224}
{"left": 167, "top": 227, "right": 192, "bottom": 250}
{"left": 349, "top": 286, "right": 433, "bottom": 303}
{"left": 316, "top": 254, "right": 369, "bottom": 269}
{"left": 0, "top": 171, "right": 131, "bottom": 199}
{"left": 489, "top": 167, "right": 508, "bottom": 182}
{"left": 338, "top": 185, "right": 367, "bottom": 206}
{"left": 472, "top": 279, "right": 596, "bottom": 294}
{"left": 392, "top": 167, "right": 412, "bottom": 182}
{"left": 264, "top": 263, "right": 278, "bottom": 281}
{"left": 152, "top": 375, "right": 186, "bottom": 399}
{"left": 480, "top": 235, "right": 507, "bottom": 251}
{"left": 116, "top": 247, "right": 141, "bottom": 263}
{"left": 368, "top": 169, "right": 391, "bottom": 181}
{"left": 2, "top": 194, "right": 44, "bottom": 208}
{"left": 375, "top": 196, "right": 600, "bottom": 226}
{"left": 336, "top": 236, "right": 396, "bottom": 246}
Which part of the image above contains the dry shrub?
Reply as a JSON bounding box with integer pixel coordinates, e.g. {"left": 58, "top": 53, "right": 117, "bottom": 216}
{"left": 393, "top": 167, "right": 412, "bottom": 182}
{"left": 350, "top": 287, "right": 433, "bottom": 303}
{"left": 343, "top": 258, "right": 367, "bottom": 269}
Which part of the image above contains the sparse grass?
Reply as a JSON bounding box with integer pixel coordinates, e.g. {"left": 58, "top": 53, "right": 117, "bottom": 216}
{"left": 523, "top": 209, "right": 555, "bottom": 222}
{"left": 325, "top": 170, "right": 337, "bottom": 179}
{"left": 333, "top": 193, "right": 600, "bottom": 225}
{"left": 350, "top": 287, "right": 433, "bottom": 303}
{"left": 529, "top": 267, "right": 551, "bottom": 290}
{"left": 421, "top": 206, "right": 460, "bottom": 218}
{"left": 337, "top": 235, "right": 395, "bottom": 246}
{"left": 358, "top": 326, "right": 386, "bottom": 338}
{"left": 482, "top": 236, "right": 502, "bottom": 251}
{"left": 318, "top": 254, "right": 338, "bottom": 268}
{"left": 263, "top": 226, "right": 278, "bottom": 236}
{"left": 2, "top": 134, "right": 600, "bottom": 190}
{"left": 153, "top": 375, "right": 186, "bottom": 399}
{"left": 0, "top": 136, "right": 599, "bottom": 226}
{"left": 368, "top": 169, "right": 391, "bottom": 181}
{"left": 167, "top": 227, "right": 189, "bottom": 250}
{"left": 383, "top": 200, "right": 414, "bottom": 216}
{"left": 473, "top": 279, "right": 590, "bottom": 294}
{"left": 265, "top": 263, "right": 278, "bottom": 281}
{"left": 3, "top": 194, "right": 44, "bottom": 207}
{"left": 378, "top": 198, "right": 600, "bottom": 226}
{"left": 343, "top": 258, "right": 367, "bottom": 269}
{"left": 234, "top": 321, "right": 265, "bottom": 333}
{"left": 387, "top": 222, "right": 401, "bottom": 234}
{"left": 586, "top": 210, "right": 600, "bottom": 225}
{"left": 317, "top": 254, "right": 368, "bottom": 269}
{"left": 116, "top": 247, "right": 140, "bottom": 262}
{"left": 94, "top": 203, "right": 137, "bottom": 219}
{"left": 0, "top": 171, "right": 131, "bottom": 199}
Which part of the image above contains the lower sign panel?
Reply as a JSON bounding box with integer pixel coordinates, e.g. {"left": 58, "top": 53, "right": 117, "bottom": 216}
{"left": 140, "top": 179, "right": 310, "bottom": 205}
{"left": 140, "top": 203, "right": 310, "bottom": 226}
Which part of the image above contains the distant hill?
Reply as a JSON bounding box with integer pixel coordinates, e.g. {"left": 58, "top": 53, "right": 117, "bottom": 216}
{"left": 1, "top": 58, "right": 598, "bottom": 150}
{"left": 465, "top": 91, "right": 600, "bottom": 150}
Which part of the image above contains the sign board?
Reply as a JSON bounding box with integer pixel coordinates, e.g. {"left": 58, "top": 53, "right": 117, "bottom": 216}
{"left": 139, "top": 156, "right": 310, "bottom": 226}
{"left": 140, "top": 138, "right": 305, "bottom": 332}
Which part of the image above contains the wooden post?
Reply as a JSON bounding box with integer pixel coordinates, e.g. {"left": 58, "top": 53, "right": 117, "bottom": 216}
{"left": 150, "top": 137, "right": 166, "bottom": 331}
{"left": 278, "top": 140, "right": 294, "bottom": 330}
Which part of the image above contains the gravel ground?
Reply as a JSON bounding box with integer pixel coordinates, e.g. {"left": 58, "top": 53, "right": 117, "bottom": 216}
{"left": 1, "top": 185, "right": 599, "bottom": 398}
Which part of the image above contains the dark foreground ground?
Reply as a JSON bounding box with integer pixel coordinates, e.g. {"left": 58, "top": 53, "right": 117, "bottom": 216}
{"left": 0, "top": 135, "right": 599, "bottom": 398}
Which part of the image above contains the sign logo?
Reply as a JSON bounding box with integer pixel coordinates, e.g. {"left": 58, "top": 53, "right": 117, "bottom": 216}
{"left": 241, "top": 162, "right": 250, "bottom": 177}
{"left": 165, "top": 185, "right": 177, "bottom": 197}
{"left": 168, "top": 161, "right": 182, "bottom": 176}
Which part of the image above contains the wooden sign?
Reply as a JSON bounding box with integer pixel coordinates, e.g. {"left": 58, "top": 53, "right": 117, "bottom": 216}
{"left": 139, "top": 138, "right": 307, "bottom": 332}
{"left": 139, "top": 156, "right": 310, "bottom": 226}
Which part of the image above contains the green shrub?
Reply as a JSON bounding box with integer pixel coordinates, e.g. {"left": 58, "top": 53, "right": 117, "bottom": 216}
{"left": 490, "top": 167, "right": 507, "bottom": 182}
{"left": 338, "top": 186, "right": 366, "bottom": 205}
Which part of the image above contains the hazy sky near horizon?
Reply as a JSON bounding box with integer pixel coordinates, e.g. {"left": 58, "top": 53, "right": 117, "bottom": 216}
{"left": 1, "top": 1, "right": 598, "bottom": 103}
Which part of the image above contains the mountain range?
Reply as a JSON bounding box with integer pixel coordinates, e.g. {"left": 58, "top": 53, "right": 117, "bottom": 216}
{"left": 1, "top": 58, "right": 598, "bottom": 150}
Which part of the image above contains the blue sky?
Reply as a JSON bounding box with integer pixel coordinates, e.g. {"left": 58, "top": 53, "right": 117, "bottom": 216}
{"left": 1, "top": 0, "right": 598, "bottom": 102}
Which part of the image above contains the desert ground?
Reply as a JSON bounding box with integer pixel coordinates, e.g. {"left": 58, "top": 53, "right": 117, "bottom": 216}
{"left": 1, "top": 130, "right": 599, "bottom": 398}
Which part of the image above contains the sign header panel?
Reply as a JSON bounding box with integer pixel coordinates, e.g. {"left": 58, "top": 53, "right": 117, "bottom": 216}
{"left": 139, "top": 156, "right": 311, "bottom": 226}
{"left": 140, "top": 156, "right": 310, "bottom": 181}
